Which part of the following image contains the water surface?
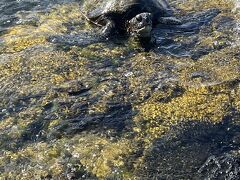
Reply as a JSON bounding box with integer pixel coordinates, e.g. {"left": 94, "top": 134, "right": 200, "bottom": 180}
{"left": 0, "top": 0, "right": 239, "bottom": 179}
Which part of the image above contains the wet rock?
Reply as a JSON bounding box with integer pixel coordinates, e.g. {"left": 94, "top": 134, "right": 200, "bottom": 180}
{"left": 234, "top": 52, "right": 240, "bottom": 60}
{"left": 54, "top": 102, "right": 133, "bottom": 136}
{"left": 54, "top": 80, "right": 92, "bottom": 97}
{"left": 136, "top": 120, "right": 240, "bottom": 179}
{"left": 64, "top": 162, "right": 97, "bottom": 180}
{"left": 232, "top": 133, "right": 240, "bottom": 145}
{"left": 198, "top": 152, "right": 240, "bottom": 180}
{"left": 190, "top": 71, "right": 210, "bottom": 81}
{"left": 214, "top": 16, "right": 236, "bottom": 31}
{"left": 0, "top": 0, "right": 239, "bottom": 179}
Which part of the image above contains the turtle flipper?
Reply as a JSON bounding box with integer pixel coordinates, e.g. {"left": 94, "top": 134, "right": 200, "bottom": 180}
{"left": 48, "top": 32, "right": 107, "bottom": 47}
{"left": 101, "top": 19, "right": 116, "bottom": 37}
{"left": 157, "top": 16, "right": 182, "bottom": 25}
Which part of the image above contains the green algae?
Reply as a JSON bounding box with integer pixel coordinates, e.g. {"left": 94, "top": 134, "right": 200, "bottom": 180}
{"left": 0, "top": 134, "right": 134, "bottom": 179}
{"left": 178, "top": 47, "right": 240, "bottom": 86}
{"left": 130, "top": 46, "right": 240, "bottom": 144}
{"left": 1, "top": 3, "right": 86, "bottom": 53}
{"left": 71, "top": 134, "right": 133, "bottom": 179}
{"left": 0, "top": 142, "right": 64, "bottom": 178}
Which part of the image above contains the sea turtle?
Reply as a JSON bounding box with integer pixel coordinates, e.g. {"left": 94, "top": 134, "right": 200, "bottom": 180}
{"left": 48, "top": 0, "right": 220, "bottom": 49}
{"left": 48, "top": 0, "right": 181, "bottom": 46}
{"left": 84, "top": 0, "right": 181, "bottom": 39}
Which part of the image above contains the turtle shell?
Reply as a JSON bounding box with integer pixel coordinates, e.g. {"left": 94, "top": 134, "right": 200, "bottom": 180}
{"left": 86, "top": 0, "right": 173, "bottom": 22}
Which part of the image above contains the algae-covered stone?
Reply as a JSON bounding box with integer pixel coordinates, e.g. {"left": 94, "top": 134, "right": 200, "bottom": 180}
{"left": 0, "top": 0, "right": 239, "bottom": 179}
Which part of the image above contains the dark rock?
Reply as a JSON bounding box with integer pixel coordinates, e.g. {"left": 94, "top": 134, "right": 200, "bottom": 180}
{"left": 136, "top": 120, "right": 240, "bottom": 179}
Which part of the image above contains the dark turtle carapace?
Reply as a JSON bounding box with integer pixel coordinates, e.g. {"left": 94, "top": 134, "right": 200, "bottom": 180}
{"left": 85, "top": 0, "right": 181, "bottom": 39}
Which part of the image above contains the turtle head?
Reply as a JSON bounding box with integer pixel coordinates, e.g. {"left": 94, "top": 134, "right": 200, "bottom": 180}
{"left": 127, "top": 12, "right": 152, "bottom": 38}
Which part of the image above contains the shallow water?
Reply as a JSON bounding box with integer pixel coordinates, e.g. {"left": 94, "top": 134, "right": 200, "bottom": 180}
{"left": 0, "top": 0, "right": 239, "bottom": 179}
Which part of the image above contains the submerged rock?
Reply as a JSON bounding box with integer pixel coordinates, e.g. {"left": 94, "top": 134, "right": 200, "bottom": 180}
{"left": 136, "top": 118, "right": 240, "bottom": 179}
{"left": 198, "top": 152, "right": 240, "bottom": 180}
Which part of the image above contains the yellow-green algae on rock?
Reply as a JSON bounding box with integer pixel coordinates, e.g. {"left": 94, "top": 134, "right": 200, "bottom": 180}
{"left": 1, "top": 3, "right": 85, "bottom": 53}
{"left": 0, "top": 27, "right": 134, "bottom": 180}
{"left": 0, "top": 134, "right": 134, "bottom": 179}
{"left": 71, "top": 134, "right": 133, "bottom": 178}
{"left": 130, "top": 46, "right": 239, "bottom": 143}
